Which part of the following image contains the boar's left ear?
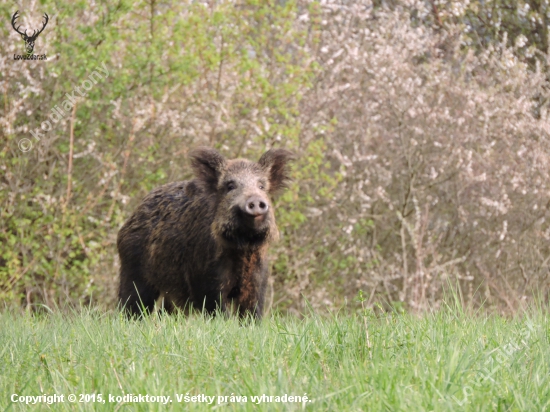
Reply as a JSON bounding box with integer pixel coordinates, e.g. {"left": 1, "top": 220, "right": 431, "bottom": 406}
{"left": 258, "top": 148, "right": 295, "bottom": 193}
{"left": 189, "top": 147, "right": 227, "bottom": 192}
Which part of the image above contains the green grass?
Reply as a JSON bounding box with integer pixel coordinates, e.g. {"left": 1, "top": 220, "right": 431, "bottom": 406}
{"left": 1, "top": 304, "right": 549, "bottom": 411}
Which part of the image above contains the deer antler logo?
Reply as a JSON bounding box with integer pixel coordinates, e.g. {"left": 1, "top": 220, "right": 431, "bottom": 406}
{"left": 11, "top": 10, "right": 49, "bottom": 55}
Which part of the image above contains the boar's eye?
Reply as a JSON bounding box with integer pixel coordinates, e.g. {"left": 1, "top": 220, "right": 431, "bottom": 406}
{"left": 259, "top": 184, "right": 265, "bottom": 190}
{"left": 226, "top": 181, "right": 236, "bottom": 191}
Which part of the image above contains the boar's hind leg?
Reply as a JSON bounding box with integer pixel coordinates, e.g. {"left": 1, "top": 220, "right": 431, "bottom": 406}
{"left": 118, "top": 264, "right": 159, "bottom": 317}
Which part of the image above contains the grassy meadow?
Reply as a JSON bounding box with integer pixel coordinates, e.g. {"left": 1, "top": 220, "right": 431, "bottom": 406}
{"left": 1, "top": 303, "right": 549, "bottom": 411}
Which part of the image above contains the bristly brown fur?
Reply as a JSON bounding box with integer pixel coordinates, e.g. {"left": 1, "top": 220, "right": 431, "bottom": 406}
{"left": 117, "top": 148, "right": 294, "bottom": 319}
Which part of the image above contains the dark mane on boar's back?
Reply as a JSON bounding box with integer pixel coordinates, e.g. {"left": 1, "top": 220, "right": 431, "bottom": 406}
{"left": 117, "top": 147, "right": 294, "bottom": 319}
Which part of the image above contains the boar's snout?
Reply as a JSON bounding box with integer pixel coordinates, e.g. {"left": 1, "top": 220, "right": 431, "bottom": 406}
{"left": 243, "top": 195, "right": 269, "bottom": 217}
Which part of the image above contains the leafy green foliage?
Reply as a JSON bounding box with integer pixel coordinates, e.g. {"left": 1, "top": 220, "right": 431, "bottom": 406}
{"left": 0, "top": 0, "right": 323, "bottom": 310}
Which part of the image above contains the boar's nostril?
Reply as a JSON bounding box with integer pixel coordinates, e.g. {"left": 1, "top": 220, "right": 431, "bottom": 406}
{"left": 244, "top": 196, "right": 268, "bottom": 216}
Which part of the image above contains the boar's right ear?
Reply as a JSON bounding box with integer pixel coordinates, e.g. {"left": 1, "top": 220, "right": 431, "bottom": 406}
{"left": 189, "top": 147, "right": 226, "bottom": 192}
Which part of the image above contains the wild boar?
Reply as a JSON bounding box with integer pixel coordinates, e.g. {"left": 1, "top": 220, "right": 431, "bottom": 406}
{"left": 117, "top": 147, "right": 294, "bottom": 319}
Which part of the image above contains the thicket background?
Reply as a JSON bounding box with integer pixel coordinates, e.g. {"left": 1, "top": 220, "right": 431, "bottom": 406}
{"left": 1, "top": 0, "right": 550, "bottom": 314}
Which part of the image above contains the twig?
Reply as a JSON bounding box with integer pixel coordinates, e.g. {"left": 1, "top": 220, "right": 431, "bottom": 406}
{"left": 65, "top": 103, "right": 77, "bottom": 209}
{"left": 110, "top": 359, "right": 124, "bottom": 392}
{"left": 430, "top": 0, "right": 443, "bottom": 28}
{"left": 6, "top": 257, "right": 37, "bottom": 290}
{"left": 359, "top": 291, "right": 372, "bottom": 359}
{"left": 106, "top": 119, "right": 137, "bottom": 222}
{"left": 54, "top": 103, "right": 77, "bottom": 280}
{"left": 400, "top": 221, "right": 408, "bottom": 302}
